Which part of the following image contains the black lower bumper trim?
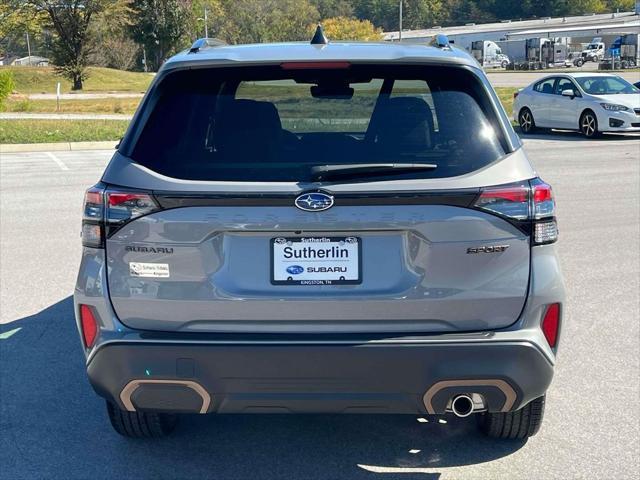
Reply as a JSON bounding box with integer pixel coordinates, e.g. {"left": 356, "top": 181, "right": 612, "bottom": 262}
{"left": 87, "top": 340, "right": 553, "bottom": 415}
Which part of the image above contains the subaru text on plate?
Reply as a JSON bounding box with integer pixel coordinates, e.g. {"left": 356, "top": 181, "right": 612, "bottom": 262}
{"left": 75, "top": 29, "right": 565, "bottom": 439}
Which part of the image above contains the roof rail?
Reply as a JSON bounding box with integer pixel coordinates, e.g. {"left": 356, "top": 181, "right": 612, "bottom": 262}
{"left": 429, "top": 34, "right": 451, "bottom": 49}
{"left": 189, "top": 38, "right": 226, "bottom": 54}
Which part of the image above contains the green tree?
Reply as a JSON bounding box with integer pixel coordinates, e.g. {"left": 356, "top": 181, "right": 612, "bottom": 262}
{"left": 130, "top": 0, "right": 192, "bottom": 72}
{"left": 213, "top": 0, "right": 320, "bottom": 44}
{"left": 353, "top": 0, "right": 445, "bottom": 31}
{"left": 0, "top": 2, "right": 48, "bottom": 59}
{"left": 311, "top": 0, "right": 354, "bottom": 18}
{"left": 318, "top": 17, "right": 383, "bottom": 41}
{"left": 353, "top": 0, "right": 399, "bottom": 31}
{"left": 401, "top": 0, "right": 444, "bottom": 29}
{"left": 0, "top": 3, "right": 44, "bottom": 41}
{"left": 26, "top": 1, "right": 121, "bottom": 90}
{"left": 188, "top": 0, "right": 225, "bottom": 39}
{"left": 0, "top": 70, "right": 16, "bottom": 109}
{"left": 90, "top": 0, "right": 139, "bottom": 70}
{"left": 604, "top": 0, "right": 635, "bottom": 11}
{"left": 441, "top": 0, "right": 495, "bottom": 25}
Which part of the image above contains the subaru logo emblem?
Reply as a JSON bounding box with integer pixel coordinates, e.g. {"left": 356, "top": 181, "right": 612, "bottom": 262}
{"left": 294, "top": 192, "right": 334, "bottom": 212}
{"left": 286, "top": 265, "right": 304, "bottom": 275}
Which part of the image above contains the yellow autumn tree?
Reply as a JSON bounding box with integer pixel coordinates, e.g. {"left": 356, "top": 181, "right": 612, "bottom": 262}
{"left": 317, "top": 17, "right": 383, "bottom": 42}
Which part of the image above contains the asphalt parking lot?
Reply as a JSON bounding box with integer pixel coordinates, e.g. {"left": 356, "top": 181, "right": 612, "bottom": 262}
{"left": 1, "top": 132, "right": 639, "bottom": 479}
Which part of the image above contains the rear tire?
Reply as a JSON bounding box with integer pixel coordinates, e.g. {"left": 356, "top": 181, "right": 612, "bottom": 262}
{"left": 580, "top": 110, "right": 600, "bottom": 138}
{"left": 518, "top": 108, "right": 536, "bottom": 134}
{"left": 106, "top": 402, "right": 178, "bottom": 438}
{"left": 478, "top": 395, "right": 545, "bottom": 439}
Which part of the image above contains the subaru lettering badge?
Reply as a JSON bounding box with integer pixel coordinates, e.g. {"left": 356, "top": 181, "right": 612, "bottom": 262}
{"left": 286, "top": 265, "right": 304, "bottom": 275}
{"left": 294, "top": 192, "right": 334, "bottom": 212}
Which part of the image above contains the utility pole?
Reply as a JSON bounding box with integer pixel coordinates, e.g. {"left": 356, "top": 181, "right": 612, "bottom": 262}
{"left": 26, "top": 31, "right": 32, "bottom": 65}
{"left": 142, "top": 47, "right": 147, "bottom": 73}
{"left": 399, "top": 0, "right": 403, "bottom": 42}
{"left": 204, "top": 6, "right": 208, "bottom": 38}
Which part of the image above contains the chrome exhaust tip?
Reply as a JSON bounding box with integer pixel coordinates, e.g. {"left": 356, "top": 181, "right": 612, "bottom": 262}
{"left": 451, "top": 394, "right": 474, "bottom": 418}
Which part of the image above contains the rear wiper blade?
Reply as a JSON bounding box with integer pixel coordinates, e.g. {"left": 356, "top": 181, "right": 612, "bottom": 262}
{"left": 310, "top": 163, "right": 437, "bottom": 181}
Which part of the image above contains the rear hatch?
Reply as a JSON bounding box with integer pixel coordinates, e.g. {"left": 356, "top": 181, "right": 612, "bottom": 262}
{"left": 99, "top": 62, "right": 535, "bottom": 333}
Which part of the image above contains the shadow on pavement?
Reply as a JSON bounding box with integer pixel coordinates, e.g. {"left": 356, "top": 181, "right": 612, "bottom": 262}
{"left": 0, "top": 297, "right": 526, "bottom": 480}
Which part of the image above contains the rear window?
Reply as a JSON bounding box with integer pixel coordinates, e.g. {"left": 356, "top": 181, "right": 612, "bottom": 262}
{"left": 130, "top": 65, "right": 508, "bottom": 182}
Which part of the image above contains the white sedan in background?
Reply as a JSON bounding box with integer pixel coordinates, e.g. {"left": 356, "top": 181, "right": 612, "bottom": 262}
{"left": 514, "top": 72, "right": 640, "bottom": 137}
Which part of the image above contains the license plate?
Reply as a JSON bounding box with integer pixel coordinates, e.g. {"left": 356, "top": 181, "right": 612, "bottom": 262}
{"left": 271, "top": 236, "right": 361, "bottom": 285}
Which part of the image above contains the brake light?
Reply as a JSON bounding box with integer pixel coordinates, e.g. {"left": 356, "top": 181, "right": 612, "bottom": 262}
{"left": 79, "top": 304, "right": 98, "bottom": 348}
{"left": 473, "top": 178, "right": 558, "bottom": 245}
{"left": 541, "top": 303, "right": 560, "bottom": 348}
{"left": 81, "top": 186, "right": 159, "bottom": 248}
{"left": 531, "top": 179, "right": 554, "bottom": 219}
{"left": 280, "top": 61, "right": 351, "bottom": 70}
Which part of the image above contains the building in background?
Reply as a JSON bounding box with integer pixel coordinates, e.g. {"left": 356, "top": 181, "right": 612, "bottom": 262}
{"left": 384, "top": 10, "right": 640, "bottom": 57}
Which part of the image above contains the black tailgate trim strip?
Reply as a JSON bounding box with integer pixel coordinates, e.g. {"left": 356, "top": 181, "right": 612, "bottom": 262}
{"left": 154, "top": 189, "right": 480, "bottom": 209}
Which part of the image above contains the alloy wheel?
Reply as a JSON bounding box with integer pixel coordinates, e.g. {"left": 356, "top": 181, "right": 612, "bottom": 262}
{"left": 581, "top": 113, "right": 597, "bottom": 137}
{"left": 520, "top": 110, "right": 533, "bottom": 133}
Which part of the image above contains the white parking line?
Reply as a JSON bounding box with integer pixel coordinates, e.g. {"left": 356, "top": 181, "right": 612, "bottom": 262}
{"left": 44, "top": 152, "right": 70, "bottom": 171}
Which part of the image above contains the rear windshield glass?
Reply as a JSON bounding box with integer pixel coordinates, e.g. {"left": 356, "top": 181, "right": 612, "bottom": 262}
{"left": 130, "top": 65, "right": 508, "bottom": 182}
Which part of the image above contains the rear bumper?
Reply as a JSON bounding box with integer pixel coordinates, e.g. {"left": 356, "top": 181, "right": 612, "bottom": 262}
{"left": 87, "top": 337, "right": 554, "bottom": 415}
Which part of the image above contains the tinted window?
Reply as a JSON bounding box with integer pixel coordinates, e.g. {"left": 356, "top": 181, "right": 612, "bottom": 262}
{"left": 575, "top": 76, "right": 638, "bottom": 95}
{"left": 534, "top": 78, "right": 556, "bottom": 94}
{"left": 235, "top": 79, "right": 381, "bottom": 133}
{"left": 555, "top": 78, "right": 577, "bottom": 95}
{"left": 130, "top": 65, "right": 508, "bottom": 182}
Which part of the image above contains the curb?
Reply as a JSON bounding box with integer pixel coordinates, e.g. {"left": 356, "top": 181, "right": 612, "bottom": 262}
{"left": 1, "top": 141, "right": 117, "bottom": 153}
{"left": 0, "top": 113, "right": 132, "bottom": 120}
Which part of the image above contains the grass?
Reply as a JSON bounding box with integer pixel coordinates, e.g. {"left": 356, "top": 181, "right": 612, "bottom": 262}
{"left": 3, "top": 97, "right": 140, "bottom": 114}
{"left": 0, "top": 119, "right": 129, "bottom": 143}
{"left": 5, "top": 88, "right": 519, "bottom": 116}
{"left": 2, "top": 66, "right": 153, "bottom": 94}
{"left": 495, "top": 87, "right": 518, "bottom": 117}
{"left": 0, "top": 84, "right": 520, "bottom": 144}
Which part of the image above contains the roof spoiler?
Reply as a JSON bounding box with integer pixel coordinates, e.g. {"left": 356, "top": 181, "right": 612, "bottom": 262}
{"left": 189, "top": 38, "right": 226, "bottom": 54}
{"left": 429, "top": 34, "right": 451, "bottom": 49}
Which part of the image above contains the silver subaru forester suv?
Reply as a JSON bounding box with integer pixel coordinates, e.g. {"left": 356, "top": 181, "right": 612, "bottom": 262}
{"left": 75, "top": 31, "right": 565, "bottom": 439}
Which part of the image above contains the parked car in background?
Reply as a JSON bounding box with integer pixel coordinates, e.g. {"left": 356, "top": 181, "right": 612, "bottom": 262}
{"left": 75, "top": 31, "right": 565, "bottom": 440}
{"left": 514, "top": 73, "right": 640, "bottom": 137}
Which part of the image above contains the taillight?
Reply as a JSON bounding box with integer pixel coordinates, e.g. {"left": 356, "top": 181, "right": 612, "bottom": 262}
{"left": 81, "top": 186, "right": 159, "bottom": 248}
{"left": 513, "top": 90, "right": 519, "bottom": 99}
{"left": 106, "top": 191, "right": 158, "bottom": 224}
{"left": 530, "top": 178, "right": 558, "bottom": 244}
{"left": 474, "top": 182, "right": 530, "bottom": 220}
{"left": 473, "top": 178, "right": 558, "bottom": 245}
{"left": 541, "top": 303, "right": 560, "bottom": 348}
{"left": 79, "top": 304, "right": 98, "bottom": 348}
{"left": 82, "top": 186, "right": 104, "bottom": 248}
